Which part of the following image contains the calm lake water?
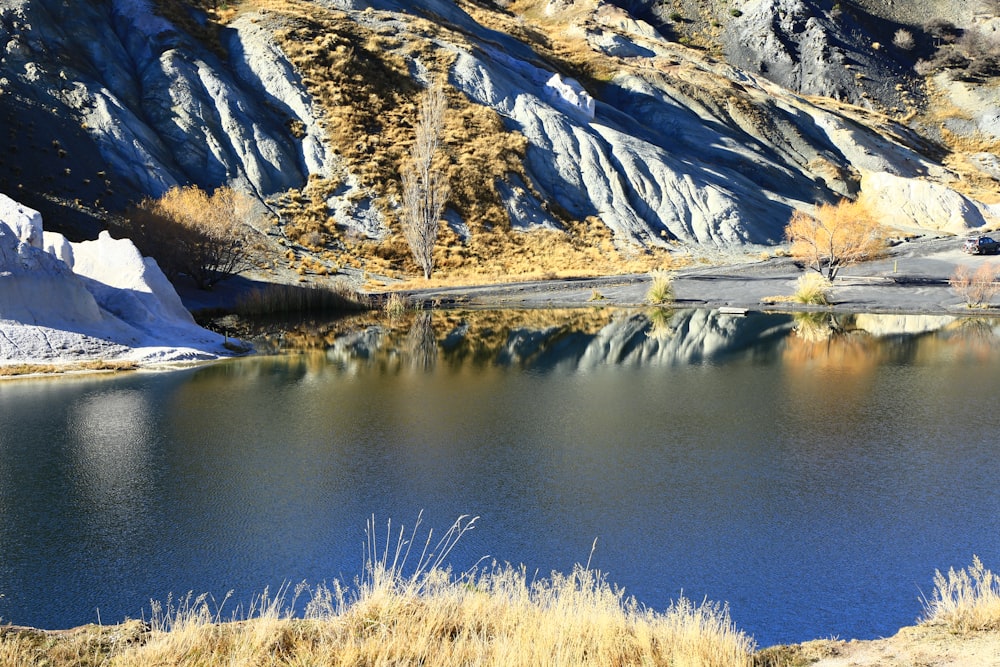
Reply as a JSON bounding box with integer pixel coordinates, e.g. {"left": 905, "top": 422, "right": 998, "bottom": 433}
{"left": 1, "top": 308, "right": 999, "bottom": 647}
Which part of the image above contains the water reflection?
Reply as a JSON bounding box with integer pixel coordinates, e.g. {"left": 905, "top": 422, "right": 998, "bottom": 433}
{"left": 248, "top": 308, "right": 1000, "bottom": 373}
{"left": 68, "top": 390, "right": 156, "bottom": 540}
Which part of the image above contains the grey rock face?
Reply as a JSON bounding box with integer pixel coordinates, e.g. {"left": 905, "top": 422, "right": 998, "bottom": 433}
{"left": 0, "top": 0, "right": 334, "bottom": 205}
{"left": 723, "top": 0, "right": 917, "bottom": 110}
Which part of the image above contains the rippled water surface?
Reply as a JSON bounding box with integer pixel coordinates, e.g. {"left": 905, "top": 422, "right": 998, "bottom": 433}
{"left": 2, "top": 309, "right": 999, "bottom": 647}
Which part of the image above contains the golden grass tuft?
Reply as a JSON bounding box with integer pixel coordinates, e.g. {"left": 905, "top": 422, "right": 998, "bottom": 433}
{"left": 646, "top": 269, "right": 675, "bottom": 304}
{"left": 792, "top": 273, "right": 832, "bottom": 305}
{"left": 0, "top": 516, "right": 757, "bottom": 666}
{"left": 921, "top": 555, "right": 1000, "bottom": 634}
{"left": 383, "top": 291, "right": 408, "bottom": 317}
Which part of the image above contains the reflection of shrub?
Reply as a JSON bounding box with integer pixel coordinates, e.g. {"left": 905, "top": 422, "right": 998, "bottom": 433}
{"left": 646, "top": 307, "right": 675, "bottom": 340}
{"left": 646, "top": 269, "right": 675, "bottom": 304}
{"left": 127, "top": 186, "right": 260, "bottom": 290}
{"left": 793, "top": 273, "right": 832, "bottom": 305}
{"left": 950, "top": 263, "right": 1000, "bottom": 308}
{"left": 793, "top": 311, "right": 836, "bottom": 342}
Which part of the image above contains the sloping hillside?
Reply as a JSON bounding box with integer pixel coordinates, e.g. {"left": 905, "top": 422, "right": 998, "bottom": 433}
{"left": 0, "top": 0, "right": 997, "bottom": 283}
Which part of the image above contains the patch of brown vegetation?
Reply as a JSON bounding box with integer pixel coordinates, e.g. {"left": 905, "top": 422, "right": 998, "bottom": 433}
{"left": 149, "top": 0, "right": 232, "bottom": 55}
{"left": 0, "top": 360, "right": 138, "bottom": 377}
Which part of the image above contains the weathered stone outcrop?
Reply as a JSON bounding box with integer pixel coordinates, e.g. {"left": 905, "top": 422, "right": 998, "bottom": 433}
{"left": 722, "top": 0, "right": 917, "bottom": 111}
{"left": 860, "top": 172, "right": 1000, "bottom": 233}
{"left": 0, "top": 194, "right": 232, "bottom": 364}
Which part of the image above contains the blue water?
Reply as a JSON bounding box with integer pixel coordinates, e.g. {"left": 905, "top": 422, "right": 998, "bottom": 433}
{"left": 1, "top": 309, "right": 998, "bottom": 647}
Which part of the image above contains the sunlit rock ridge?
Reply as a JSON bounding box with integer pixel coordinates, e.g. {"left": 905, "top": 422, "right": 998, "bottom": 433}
{"left": 0, "top": 0, "right": 997, "bottom": 256}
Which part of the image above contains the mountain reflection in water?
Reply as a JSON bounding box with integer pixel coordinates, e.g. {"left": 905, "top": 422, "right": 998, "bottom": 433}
{"left": 247, "top": 308, "right": 1000, "bottom": 373}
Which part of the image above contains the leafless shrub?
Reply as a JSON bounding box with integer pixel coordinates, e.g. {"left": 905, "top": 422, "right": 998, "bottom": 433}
{"left": 950, "top": 263, "right": 1000, "bottom": 307}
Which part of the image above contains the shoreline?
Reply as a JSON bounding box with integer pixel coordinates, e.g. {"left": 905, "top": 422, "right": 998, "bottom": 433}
{"left": 5, "top": 234, "right": 998, "bottom": 377}
{"left": 0, "top": 596, "right": 993, "bottom": 666}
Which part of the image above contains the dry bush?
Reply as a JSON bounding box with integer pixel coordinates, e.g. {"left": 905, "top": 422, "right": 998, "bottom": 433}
{"left": 917, "top": 21, "right": 1000, "bottom": 80}
{"left": 921, "top": 555, "right": 1000, "bottom": 633}
{"left": 893, "top": 29, "right": 915, "bottom": 51}
{"left": 785, "top": 199, "right": 886, "bottom": 280}
{"left": 949, "top": 262, "right": 1000, "bottom": 307}
{"left": 127, "top": 185, "right": 260, "bottom": 290}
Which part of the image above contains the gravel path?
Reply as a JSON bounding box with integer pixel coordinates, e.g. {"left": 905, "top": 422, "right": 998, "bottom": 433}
{"left": 394, "top": 235, "right": 995, "bottom": 315}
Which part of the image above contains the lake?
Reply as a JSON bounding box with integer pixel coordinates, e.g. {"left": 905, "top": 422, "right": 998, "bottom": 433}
{"left": 1, "top": 308, "right": 999, "bottom": 648}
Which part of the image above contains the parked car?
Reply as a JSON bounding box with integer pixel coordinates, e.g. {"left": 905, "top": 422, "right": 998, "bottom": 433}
{"left": 963, "top": 236, "right": 1000, "bottom": 254}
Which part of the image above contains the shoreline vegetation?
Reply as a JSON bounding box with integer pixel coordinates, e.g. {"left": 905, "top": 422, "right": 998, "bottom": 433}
{"left": 1, "top": 518, "right": 998, "bottom": 666}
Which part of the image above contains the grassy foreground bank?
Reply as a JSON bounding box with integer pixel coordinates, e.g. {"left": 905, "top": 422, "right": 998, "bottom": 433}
{"left": 2, "top": 519, "right": 997, "bottom": 666}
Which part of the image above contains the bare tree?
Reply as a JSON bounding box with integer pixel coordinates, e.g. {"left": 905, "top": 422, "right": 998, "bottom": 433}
{"left": 950, "top": 263, "right": 1000, "bottom": 307}
{"left": 400, "top": 82, "right": 450, "bottom": 280}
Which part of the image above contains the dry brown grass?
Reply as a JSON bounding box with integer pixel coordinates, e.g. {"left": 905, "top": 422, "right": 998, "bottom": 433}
{"left": 0, "top": 360, "right": 138, "bottom": 377}
{"left": 0, "top": 516, "right": 756, "bottom": 666}
{"left": 262, "top": 0, "right": 573, "bottom": 280}
{"left": 234, "top": 281, "right": 368, "bottom": 317}
{"left": 202, "top": 0, "right": 693, "bottom": 284}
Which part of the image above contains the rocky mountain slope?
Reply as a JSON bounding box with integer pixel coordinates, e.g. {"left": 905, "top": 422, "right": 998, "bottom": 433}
{"left": 0, "top": 0, "right": 998, "bottom": 282}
